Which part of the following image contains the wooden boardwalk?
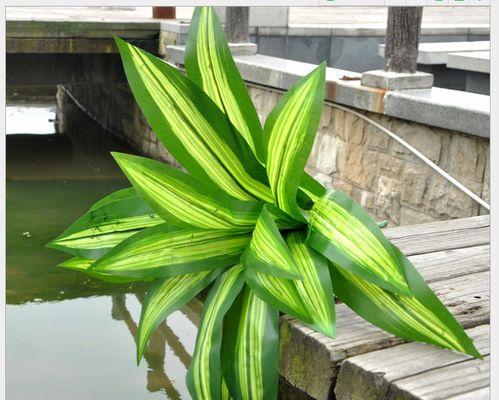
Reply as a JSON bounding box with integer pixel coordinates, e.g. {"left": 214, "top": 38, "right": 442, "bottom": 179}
{"left": 279, "top": 215, "right": 490, "bottom": 400}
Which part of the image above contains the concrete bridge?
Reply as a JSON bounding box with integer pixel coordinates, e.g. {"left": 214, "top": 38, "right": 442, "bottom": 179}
{"left": 7, "top": 6, "right": 490, "bottom": 97}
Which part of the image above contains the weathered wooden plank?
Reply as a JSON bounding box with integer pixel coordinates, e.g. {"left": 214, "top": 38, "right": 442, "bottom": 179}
{"left": 445, "top": 387, "right": 490, "bottom": 400}
{"left": 384, "top": 215, "right": 489, "bottom": 240}
{"left": 385, "top": 216, "right": 490, "bottom": 256}
{"left": 6, "top": 20, "right": 160, "bottom": 39}
{"left": 404, "top": 245, "right": 489, "bottom": 283}
{"left": 279, "top": 270, "right": 490, "bottom": 400}
{"left": 387, "top": 356, "right": 490, "bottom": 400}
{"left": 334, "top": 325, "right": 489, "bottom": 400}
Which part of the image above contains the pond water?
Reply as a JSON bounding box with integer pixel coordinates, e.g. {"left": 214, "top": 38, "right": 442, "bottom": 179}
{"left": 6, "top": 103, "right": 199, "bottom": 400}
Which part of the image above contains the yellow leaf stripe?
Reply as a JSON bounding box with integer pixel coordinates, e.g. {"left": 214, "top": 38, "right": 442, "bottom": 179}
{"left": 52, "top": 214, "right": 162, "bottom": 251}
{"left": 337, "top": 267, "right": 468, "bottom": 354}
{"left": 137, "top": 269, "right": 221, "bottom": 363}
{"left": 58, "top": 257, "right": 144, "bottom": 283}
{"left": 246, "top": 268, "right": 309, "bottom": 322}
{"left": 265, "top": 64, "right": 325, "bottom": 220}
{"left": 59, "top": 257, "right": 93, "bottom": 271}
{"left": 221, "top": 379, "right": 232, "bottom": 400}
{"left": 194, "top": 7, "right": 260, "bottom": 156}
{"left": 287, "top": 232, "right": 335, "bottom": 337}
{"left": 245, "top": 206, "right": 301, "bottom": 279}
{"left": 233, "top": 289, "right": 269, "bottom": 399}
{"left": 310, "top": 193, "right": 410, "bottom": 294}
{"left": 113, "top": 152, "right": 260, "bottom": 230}
{"left": 188, "top": 264, "right": 245, "bottom": 400}
{"left": 92, "top": 225, "right": 251, "bottom": 277}
{"left": 121, "top": 40, "right": 272, "bottom": 203}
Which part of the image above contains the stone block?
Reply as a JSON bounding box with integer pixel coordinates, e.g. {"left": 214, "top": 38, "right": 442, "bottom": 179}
{"left": 313, "top": 172, "right": 334, "bottom": 189}
{"left": 390, "top": 120, "right": 442, "bottom": 164}
{"left": 365, "top": 116, "right": 391, "bottom": 150}
{"left": 399, "top": 208, "right": 439, "bottom": 226}
{"left": 377, "top": 153, "right": 404, "bottom": 178}
{"left": 309, "top": 133, "right": 344, "bottom": 176}
{"left": 425, "top": 178, "right": 480, "bottom": 219}
{"left": 401, "top": 163, "right": 430, "bottom": 206}
{"left": 448, "top": 133, "right": 484, "bottom": 183}
{"left": 374, "top": 176, "right": 401, "bottom": 224}
{"left": 228, "top": 43, "right": 257, "bottom": 56}
{"left": 319, "top": 105, "right": 332, "bottom": 130}
{"left": 331, "top": 108, "right": 346, "bottom": 139}
{"left": 332, "top": 178, "right": 355, "bottom": 197}
{"left": 361, "top": 70, "right": 434, "bottom": 90}
{"left": 344, "top": 146, "right": 378, "bottom": 190}
{"left": 341, "top": 112, "right": 365, "bottom": 145}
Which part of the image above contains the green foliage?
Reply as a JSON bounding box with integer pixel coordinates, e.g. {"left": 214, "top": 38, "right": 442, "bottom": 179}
{"left": 50, "top": 6, "right": 480, "bottom": 399}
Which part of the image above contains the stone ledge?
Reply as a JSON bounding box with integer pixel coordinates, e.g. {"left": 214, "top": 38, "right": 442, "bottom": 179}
{"left": 384, "top": 87, "right": 490, "bottom": 138}
{"left": 159, "top": 19, "right": 490, "bottom": 38}
{"left": 165, "top": 45, "right": 490, "bottom": 138}
{"left": 361, "top": 70, "right": 434, "bottom": 90}
{"left": 447, "top": 51, "right": 491, "bottom": 74}
{"left": 378, "top": 41, "right": 490, "bottom": 65}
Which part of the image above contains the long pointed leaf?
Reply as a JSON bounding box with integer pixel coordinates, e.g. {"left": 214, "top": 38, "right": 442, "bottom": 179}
{"left": 91, "top": 224, "right": 251, "bottom": 279}
{"left": 222, "top": 286, "right": 279, "bottom": 400}
{"left": 187, "top": 264, "right": 245, "bottom": 400}
{"left": 242, "top": 205, "right": 301, "bottom": 279}
{"left": 137, "top": 268, "right": 223, "bottom": 363}
{"left": 58, "top": 257, "right": 150, "bottom": 283}
{"left": 264, "top": 63, "right": 326, "bottom": 221}
{"left": 112, "top": 152, "right": 262, "bottom": 230}
{"left": 307, "top": 190, "right": 411, "bottom": 295}
{"left": 115, "top": 37, "right": 272, "bottom": 202}
{"left": 329, "top": 256, "right": 480, "bottom": 358}
{"left": 186, "top": 7, "right": 265, "bottom": 163}
{"left": 245, "top": 267, "right": 310, "bottom": 323}
{"left": 48, "top": 187, "right": 162, "bottom": 258}
{"left": 286, "top": 231, "right": 335, "bottom": 337}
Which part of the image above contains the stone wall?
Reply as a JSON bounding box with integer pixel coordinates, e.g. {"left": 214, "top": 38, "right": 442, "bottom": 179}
{"left": 57, "top": 82, "right": 489, "bottom": 227}
{"left": 248, "top": 85, "right": 490, "bottom": 226}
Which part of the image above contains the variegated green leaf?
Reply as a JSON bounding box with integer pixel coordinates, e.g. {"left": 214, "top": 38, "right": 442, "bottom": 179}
{"left": 286, "top": 231, "right": 335, "bottom": 337}
{"left": 48, "top": 188, "right": 162, "bottom": 258}
{"left": 329, "top": 255, "right": 480, "bottom": 358}
{"left": 264, "top": 63, "right": 326, "bottom": 221}
{"left": 245, "top": 266, "right": 310, "bottom": 323}
{"left": 307, "top": 190, "right": 411, "bottom": 295}
{"left": 137, "top": 268, "right": 223, "bottom": 363}
{"left": 58, "top": 257, "right": 149, "bottom": 283}
{"left": 91, "top": 224, "right": 251, "bottom": 279}
{"left": 297, "top": 173, "right": 326, "bottom": 209}
{"left": 242, "top": 205, "right": 301, "bottom": 279}
{"left": 221, "top": 379, "right": 233, "bottom": 400}
{"left": 187, "top": 264, "right": 245, "bottom": 400}
{"left": 112, "top": 152, "right": 263, "bottom": 230}
{"left": 186, "top": 7, "right": 264, "bottom": 163}
{"left": 223, "top": 286, "right": 279, "bottom": 400}
{"left": 115, "top": 37, "right": 273, "bottom": 203}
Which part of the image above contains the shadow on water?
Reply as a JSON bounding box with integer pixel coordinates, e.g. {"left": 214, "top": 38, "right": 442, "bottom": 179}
{"left": 6, "top": 102, "right": 199, "bottom": 399}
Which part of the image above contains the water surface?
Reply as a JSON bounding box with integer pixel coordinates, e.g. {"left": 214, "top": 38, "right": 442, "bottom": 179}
{"left": 6, "top": 104, "right": 199, "bottom": 399}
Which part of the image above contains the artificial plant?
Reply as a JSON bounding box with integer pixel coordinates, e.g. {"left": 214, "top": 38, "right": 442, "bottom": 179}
{"left": 49, "top": 6, "right": 479, "bottom": 400}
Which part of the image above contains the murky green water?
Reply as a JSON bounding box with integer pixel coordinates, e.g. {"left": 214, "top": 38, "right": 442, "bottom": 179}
{"left": 6, "top": 105, "right": 199, "bottom": 399}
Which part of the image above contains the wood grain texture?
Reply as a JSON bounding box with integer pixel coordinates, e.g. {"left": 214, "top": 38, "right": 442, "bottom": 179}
{"left": 388, "top": 355, "right": 490, "bottom": 400}
{"left": 280, "top": 270, "right": 489, "bottom": 400}
{"left": 279, "top": 216, "right": 490, "bottom": 400}
{"left": 385, "top": 216, "right": 490, "bottom": 256}
{"left": 334, "top": 325, "right": 489, "bottom": 400}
